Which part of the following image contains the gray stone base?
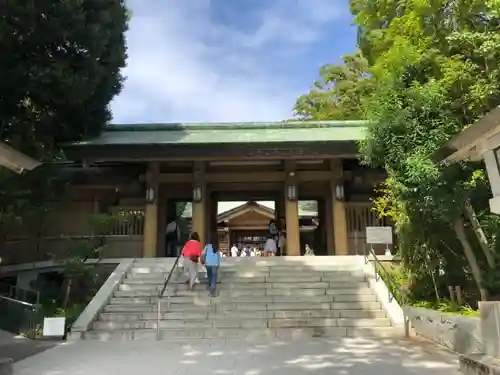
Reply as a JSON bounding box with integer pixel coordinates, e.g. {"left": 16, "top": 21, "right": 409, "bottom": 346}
{"left": 460, "top": 353, "right": 500, "bottom": 375}
{"left": 0, "top": 358, "right": 13, "bottom": 375}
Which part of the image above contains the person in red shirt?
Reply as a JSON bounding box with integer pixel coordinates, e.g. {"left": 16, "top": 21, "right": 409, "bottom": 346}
{"left": 181, "top": 232, "right": 202, "bottom": 290}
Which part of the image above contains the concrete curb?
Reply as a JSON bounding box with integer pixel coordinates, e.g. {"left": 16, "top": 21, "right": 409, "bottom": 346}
{"left": 404, "top": 306, "right": 481, "bottom": 354}
{"left": 460, "top": 353, "right": 500, "bottom": 375}
{"left": 0, "top": 358, "right": 12, "bottom": 375}
{"left": 362, "top": 263, "right": 405, "bottom": 330}
{"left": 68, "top": 258, "right": 135, "bottom": 340}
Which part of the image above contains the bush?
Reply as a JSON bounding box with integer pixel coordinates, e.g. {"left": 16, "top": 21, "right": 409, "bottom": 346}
{"left": 380, "top": 262, "right": 479, "bottom": 316}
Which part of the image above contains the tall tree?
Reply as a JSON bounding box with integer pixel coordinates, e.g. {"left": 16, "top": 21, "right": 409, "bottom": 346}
{"left": 0, "top": 0, "right": 129, "bottom": 159}
{"left": 296, "top": 0, "right": 500, "bottom": 301}
{"left": 354, "top": 0, "right": 500, "bottom": 300}
{"left": 294, "top": 51, "right": 375, "bottom": 120}
{"left": 0, "top": 1, "right": 129, "bottom": 260}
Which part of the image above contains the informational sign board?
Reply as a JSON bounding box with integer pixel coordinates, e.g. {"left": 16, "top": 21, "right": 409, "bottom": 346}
{"left": 42, "top": 317, "right": 66, "bottom": 337}
{"left": 366, "top": 226, "right": 393, "bottom": 245}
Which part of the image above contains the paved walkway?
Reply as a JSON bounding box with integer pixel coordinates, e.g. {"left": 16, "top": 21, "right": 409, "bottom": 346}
{"left": 0, "top": 330, "right": 55, "bottom": 363}
{"left": 13, "top": 337, "right": 460, "bottom": 375}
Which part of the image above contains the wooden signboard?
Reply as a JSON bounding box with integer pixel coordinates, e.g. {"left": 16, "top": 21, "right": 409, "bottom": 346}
{"left": 366, "top": 226, "right": 393, "bottom": 244}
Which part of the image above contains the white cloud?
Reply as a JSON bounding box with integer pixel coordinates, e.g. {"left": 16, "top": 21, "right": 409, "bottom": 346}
{"left": 111, "top": 0, "right": 347, "bottom": 123}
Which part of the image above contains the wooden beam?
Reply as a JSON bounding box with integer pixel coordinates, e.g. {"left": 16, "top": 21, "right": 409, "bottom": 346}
{"left": 74, "top": 185, "right": 118, "bottom": 190}
{"left": 146, "top": 170, "right": 337, "bottom": 184}
{"left": 67, "top": 143, "right": 359, "bottom": 162}
{"left": 0, "top": 142, "right": 41, "bottom": 174}
{"left": 210, "top": 183, "right": 281, "bottom": 192}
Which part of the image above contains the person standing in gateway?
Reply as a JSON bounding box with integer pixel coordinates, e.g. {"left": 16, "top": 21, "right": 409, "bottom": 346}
{"left": 165, "top": 215, "right": 180, "bottom": 257}
{"left": 230, "top": 244, "right": 239, "bottom": 257}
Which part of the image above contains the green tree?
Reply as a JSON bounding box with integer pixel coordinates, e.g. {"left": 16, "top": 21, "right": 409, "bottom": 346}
{"left": 0, "top": 1, "right": 129, "bottom": 262}
{"left": 294, "top": 51, "right": 375, "bottom": 120}
{"left": 55, "top": 213, "right": 119, "bottom": 311}
{"left": 354, "top": 0, "right": 500, "bottom": 301}
{"left": 0, "top": 0, "right": 129, "bottom": 159}
{"left": 297, "top": 0, "right": 500, "bottom": 302}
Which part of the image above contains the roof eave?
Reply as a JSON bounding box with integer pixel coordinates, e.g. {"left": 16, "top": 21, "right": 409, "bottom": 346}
{"left": 102, "top": 120, "right": 369, "bottom": 132}
{"left": 0, "top": 142, "right": 42, "bottom": 174}
{"left": 436, "top": 106, "right": 500, "bottom": 164}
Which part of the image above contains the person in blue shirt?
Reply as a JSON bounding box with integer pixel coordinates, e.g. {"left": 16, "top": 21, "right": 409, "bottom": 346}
{"left": 202, "top": 243, "right": 221, "bottom": 297}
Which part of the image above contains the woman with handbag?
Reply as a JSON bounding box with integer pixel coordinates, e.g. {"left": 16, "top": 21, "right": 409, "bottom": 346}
{"left": 181, "top": 232, "right": 202, "bottom": 290}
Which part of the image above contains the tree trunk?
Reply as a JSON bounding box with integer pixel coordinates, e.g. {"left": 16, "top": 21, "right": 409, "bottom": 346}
{"left": 453, "top": 218, "right": 488, "bottom": 301}
{"left": 63, "top": 278, "right": 73, "bottom": 311}
{"left": 464, "top": 200, "right": 495, "bottom": 268}
{"left": 424, "top": 249, "right": 440, "bottom": 302}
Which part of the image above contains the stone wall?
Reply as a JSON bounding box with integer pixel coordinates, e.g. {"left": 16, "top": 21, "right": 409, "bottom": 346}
{"left": 404, "top": 306, "right": 482, "bottom": 354}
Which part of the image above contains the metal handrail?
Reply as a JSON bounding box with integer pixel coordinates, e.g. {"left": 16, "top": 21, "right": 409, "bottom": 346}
{"left": 156, "top": 250, "right": 183, "bottom": 340}
{"left": 0, "top": 294, "right": 38, "bottom": 308}
{"left": 363, "top": 247, "right": 409, "bottom": 337}
{"left": 8, "top": 285, "right": 40, "bottom": 305}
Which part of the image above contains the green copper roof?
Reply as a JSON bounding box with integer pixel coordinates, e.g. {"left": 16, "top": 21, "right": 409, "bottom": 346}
{"left": 72, "top": 121, "right": 367, "bottom": 146}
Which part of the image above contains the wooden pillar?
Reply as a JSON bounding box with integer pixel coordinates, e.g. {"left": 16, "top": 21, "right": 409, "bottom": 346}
{"left": 276, "top": 192, "right": 285, "bottom": 224}
{"left": 284, "top": 161, "right": 300, "bottom": 256}
{"left": 316, "top": 197, "right": 327, "bottom": 255}
{"left": 143, "top": 162, "right": 159, "bottom": 258}
{"left": 191, "top": 162, "right": 206, "bottom": 247}
{"left": 332, "top": 186, "right": 349, "bottom": 255}
{"left": 330, "top": 160, "right": 348, "bottom": 255}
{"left": 156, "top": 188, "right": 168, "bottom": 257}
{"left": 210, "top": 193, "right": 218, "bottom": 249}
{"left": 325, "top": 191, "right": 335, "bottom": 255}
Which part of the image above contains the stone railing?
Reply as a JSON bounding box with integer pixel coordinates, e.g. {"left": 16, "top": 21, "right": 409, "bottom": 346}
{"left": 404, "top": 306, "right": 482, "bottom": 354}
{"left": 405, "top": 304, "right": 500, "bottom": 375}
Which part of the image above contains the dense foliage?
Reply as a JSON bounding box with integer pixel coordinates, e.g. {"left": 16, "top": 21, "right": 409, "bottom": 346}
{"left": 295, "top": 52, "right": 375, "bottom": 120}
{"left": 296, "top": 0, "right": 500, "bottom": 305}
{"left": 0, "top": 0, "right": 128, "bottom": 233}
{"left": 0, "top": 1, "right": 129, "bottom": 319}
{"left": 0, "top": 0, "right": 128, "bottom": 159}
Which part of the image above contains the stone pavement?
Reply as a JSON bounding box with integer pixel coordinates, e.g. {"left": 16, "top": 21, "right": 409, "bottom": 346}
{"left": 13, "top": 337, "right": 460, "bottom": 375}
{"left": 0, "top": 330, "right": 55, "bottom": 363}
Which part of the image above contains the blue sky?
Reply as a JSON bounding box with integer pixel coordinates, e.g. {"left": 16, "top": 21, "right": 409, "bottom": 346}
{"left": 111, "top": 0, "right": 358, "bottom": 123}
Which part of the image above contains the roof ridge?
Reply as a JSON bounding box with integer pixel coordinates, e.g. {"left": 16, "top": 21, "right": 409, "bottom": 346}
{"left": 104, "top": 121, "right": 367, "bottom": 132}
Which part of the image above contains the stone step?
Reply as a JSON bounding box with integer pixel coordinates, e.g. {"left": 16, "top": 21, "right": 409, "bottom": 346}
{"left": 109, "top": 293, "right": 377, "bottom": 306}
{"left": 117, "top": 282, "right": 368, "bottom": 296}
{"left": 114, "top": 287, "right": 374, "bottom": 298}
{"left": 82, "top": 326, "right": 400, "bottom": 341}
{"left": 99, "top": 309, "right": 387, "bottom": 322}
{"left": 130, "top": 267, "right": 365, "bottom": 277}
{"left": 118, "top": 281, "right": 367, "bottom": 292}
{"left": 131, "top": 265, "right": 363, "bottom": 273}
{"left": 93, "top": 317, "right": 391, "bottom": 330}
{"left": 133, "top": 257, "right": 362, "bottom": 265}
{"left": 103, "top": 301, "right": 382, "bottom": 313}
{"left": 122, "top": 281, "right": 365, "bottom": 290}
{"left": 127, "top": 269, "right": 366, "bottom": 281}
{"left": 125, "top": 274, "right": 367, "bottom": 283}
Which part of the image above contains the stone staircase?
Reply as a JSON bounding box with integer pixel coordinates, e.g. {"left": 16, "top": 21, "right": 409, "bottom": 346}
{"left": 84, "top": 257, "right": 402, "bottom": 340}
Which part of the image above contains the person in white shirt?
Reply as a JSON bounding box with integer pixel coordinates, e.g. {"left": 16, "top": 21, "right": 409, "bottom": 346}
{"left": 230, "top": 244, "right": 239, "bottom": 257}
{"left": 304, "top": 244, "right": 315, "bottom": 256}
{"left": 264, "top": 235, "right": 277, "bottom": 257}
